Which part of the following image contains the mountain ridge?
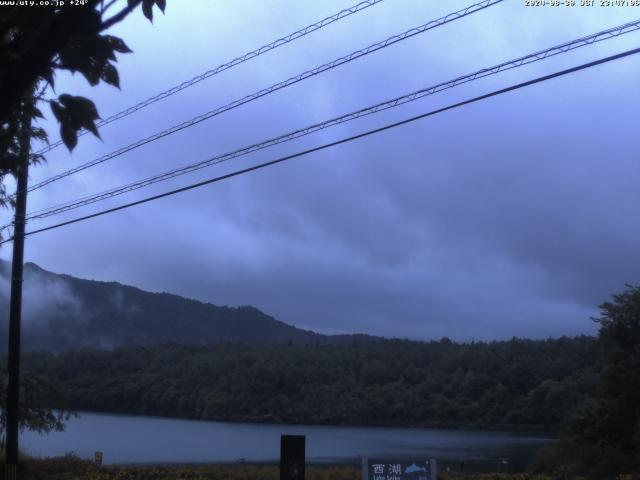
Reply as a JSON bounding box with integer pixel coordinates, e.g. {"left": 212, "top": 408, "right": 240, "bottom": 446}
{"left": 0, "top": 260, "right": 377, "bottom": 351}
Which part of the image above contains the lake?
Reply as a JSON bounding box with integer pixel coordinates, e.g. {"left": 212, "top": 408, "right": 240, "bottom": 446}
{"left": 21, "top": 412, "right": 554, "bottom": 470}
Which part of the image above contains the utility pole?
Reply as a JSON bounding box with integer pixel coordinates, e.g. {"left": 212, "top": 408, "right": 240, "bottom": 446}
{"left": 4, "top": 97, "right": 31, "bottom": 480}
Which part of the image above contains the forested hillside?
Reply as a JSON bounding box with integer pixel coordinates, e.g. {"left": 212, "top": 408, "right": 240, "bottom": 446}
{"left": 21, "top": 336, "right": 598, "bottom": 430}
{"left": 0, "top": 261, "right": 373, "bottom": 351}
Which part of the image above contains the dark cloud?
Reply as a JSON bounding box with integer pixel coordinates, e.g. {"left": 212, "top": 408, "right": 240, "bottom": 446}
{"left": 2, "top": 0, "right": 639, "bottom": 341}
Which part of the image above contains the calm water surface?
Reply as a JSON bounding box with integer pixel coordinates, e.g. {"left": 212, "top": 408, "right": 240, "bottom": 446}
{"left": 21, "top": 412, "right": 554, "bottom": 468}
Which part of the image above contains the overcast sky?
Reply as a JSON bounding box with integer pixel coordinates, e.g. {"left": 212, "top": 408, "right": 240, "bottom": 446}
{"left": 2, "top": 0, "right": 639, "bottom": 341}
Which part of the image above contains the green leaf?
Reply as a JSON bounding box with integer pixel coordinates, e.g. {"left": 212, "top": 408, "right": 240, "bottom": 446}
{"left": 32, "top": 107, "right": 44, "bottom": 119}
{"left": 142, "top": 0, "right": 154, "bottom": 22}
{"left": 30, "top": 127, "right": 49, "bottom": 143}
{"left": 100, "top": 63, "right": 120, "bottom": 89}
{"left": 50, "top": 100, "right": 66, "bottom": 123}
{"left": 29, "top": 153, "right": 46, "bottom": 165}
{"left": 41, "top": 68, "right": 55, "bottom": 89}
{"left": 58, "top": 34, "right": 125, "bottom": 87}
{"left": 51, "top": 95, "right": 101, "bottom": 150}
{"left": 60, "top": 95, "right": 101, "bottom": 138}
{"left": 59, "top": 95, "right": 99, "bottom": 117}
{"left": 105, "top": 35, "right": 132, "bottom": 54}
{"left": 60, "top": 123, "right": 77, "bottom": 151}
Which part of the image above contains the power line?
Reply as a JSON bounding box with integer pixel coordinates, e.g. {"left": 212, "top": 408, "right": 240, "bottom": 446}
{"left": 25, "top": 0, "right": 504, "bottom": 194}
{"left": 3, "top": 45, "right": 638, "bottom": 245}
{"left": 35, "top": 0, "right": 386, "bottom": 156}
{"left": 22, "top": 19, "right": 640, "bottom": 222}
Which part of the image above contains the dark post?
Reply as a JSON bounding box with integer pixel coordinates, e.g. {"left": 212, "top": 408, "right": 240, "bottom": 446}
{"left": 280, "top": 434, "right": 305, "bottom": 480}
{"left": 4, "top": 99, "right": 31, "bottom": 480}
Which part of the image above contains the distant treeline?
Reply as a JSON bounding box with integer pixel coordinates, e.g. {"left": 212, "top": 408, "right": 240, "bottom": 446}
{"left": 21, "top": 336, "right": 599, "bottom": 430}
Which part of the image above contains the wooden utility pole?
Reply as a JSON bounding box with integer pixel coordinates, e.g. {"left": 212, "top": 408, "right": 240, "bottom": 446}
{"left": 4, "top": 98, "right": 31, "bottom": 480}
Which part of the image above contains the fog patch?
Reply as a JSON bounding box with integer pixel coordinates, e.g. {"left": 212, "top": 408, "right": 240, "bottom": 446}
{"left": 0, "top": 263, "right": 85, "bottom": 328}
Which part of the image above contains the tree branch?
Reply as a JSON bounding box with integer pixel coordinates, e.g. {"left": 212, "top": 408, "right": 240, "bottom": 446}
{"left": 101, "top": 0, "right": 119, "bottom": 14}
{"left": 101, "top": 0, "right": 142, "bottom": 31}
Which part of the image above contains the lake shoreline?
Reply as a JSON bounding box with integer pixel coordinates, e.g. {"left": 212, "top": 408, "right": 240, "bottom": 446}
{"left": 69, "top": 409, "right": 560, "bottom": 438}
{"left": 22, "top": 411, "right": 555, "bottom": 468}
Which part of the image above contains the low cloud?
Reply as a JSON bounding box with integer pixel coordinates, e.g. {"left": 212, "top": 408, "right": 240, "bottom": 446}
{"left": 0, "top": 263, "right": 84, "bottom": 328}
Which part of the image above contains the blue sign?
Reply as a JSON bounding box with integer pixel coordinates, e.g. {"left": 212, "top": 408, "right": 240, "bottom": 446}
{"left": 362, "top": 458, "right": 437, "bottom": 480}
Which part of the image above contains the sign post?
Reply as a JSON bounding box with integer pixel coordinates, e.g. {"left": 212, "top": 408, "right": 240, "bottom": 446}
{"left": 280, "top": 434, "right": 305, "bottom": 480}
{"left": 362, "top": 458, "right": 437, "bottom": 480}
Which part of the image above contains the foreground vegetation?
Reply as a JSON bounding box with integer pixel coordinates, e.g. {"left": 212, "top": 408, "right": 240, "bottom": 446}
{"left": 12, "top": 455, "right": 355, "bottom": 480}
{"left": 16, "top": 454, "right": 640, "bottom": 480}
{"left": 18, "top": 336, "right": 598, "bottom": 431}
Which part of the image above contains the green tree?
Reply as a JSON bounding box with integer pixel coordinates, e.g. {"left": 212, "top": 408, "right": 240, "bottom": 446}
{"left": 565, "top": 285, "right": 640, "bottom": 476}
{"left": 0, "top": 367, "right": 73, "bottom": 446}
{"left": 0, "top": 0, "right": 167, "bottom": 440}
{"left": 596, "top": 285, "right": 640, "bottom": 455}
{"left": 0, "top": 0, "right": 166, "bottom": 205}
